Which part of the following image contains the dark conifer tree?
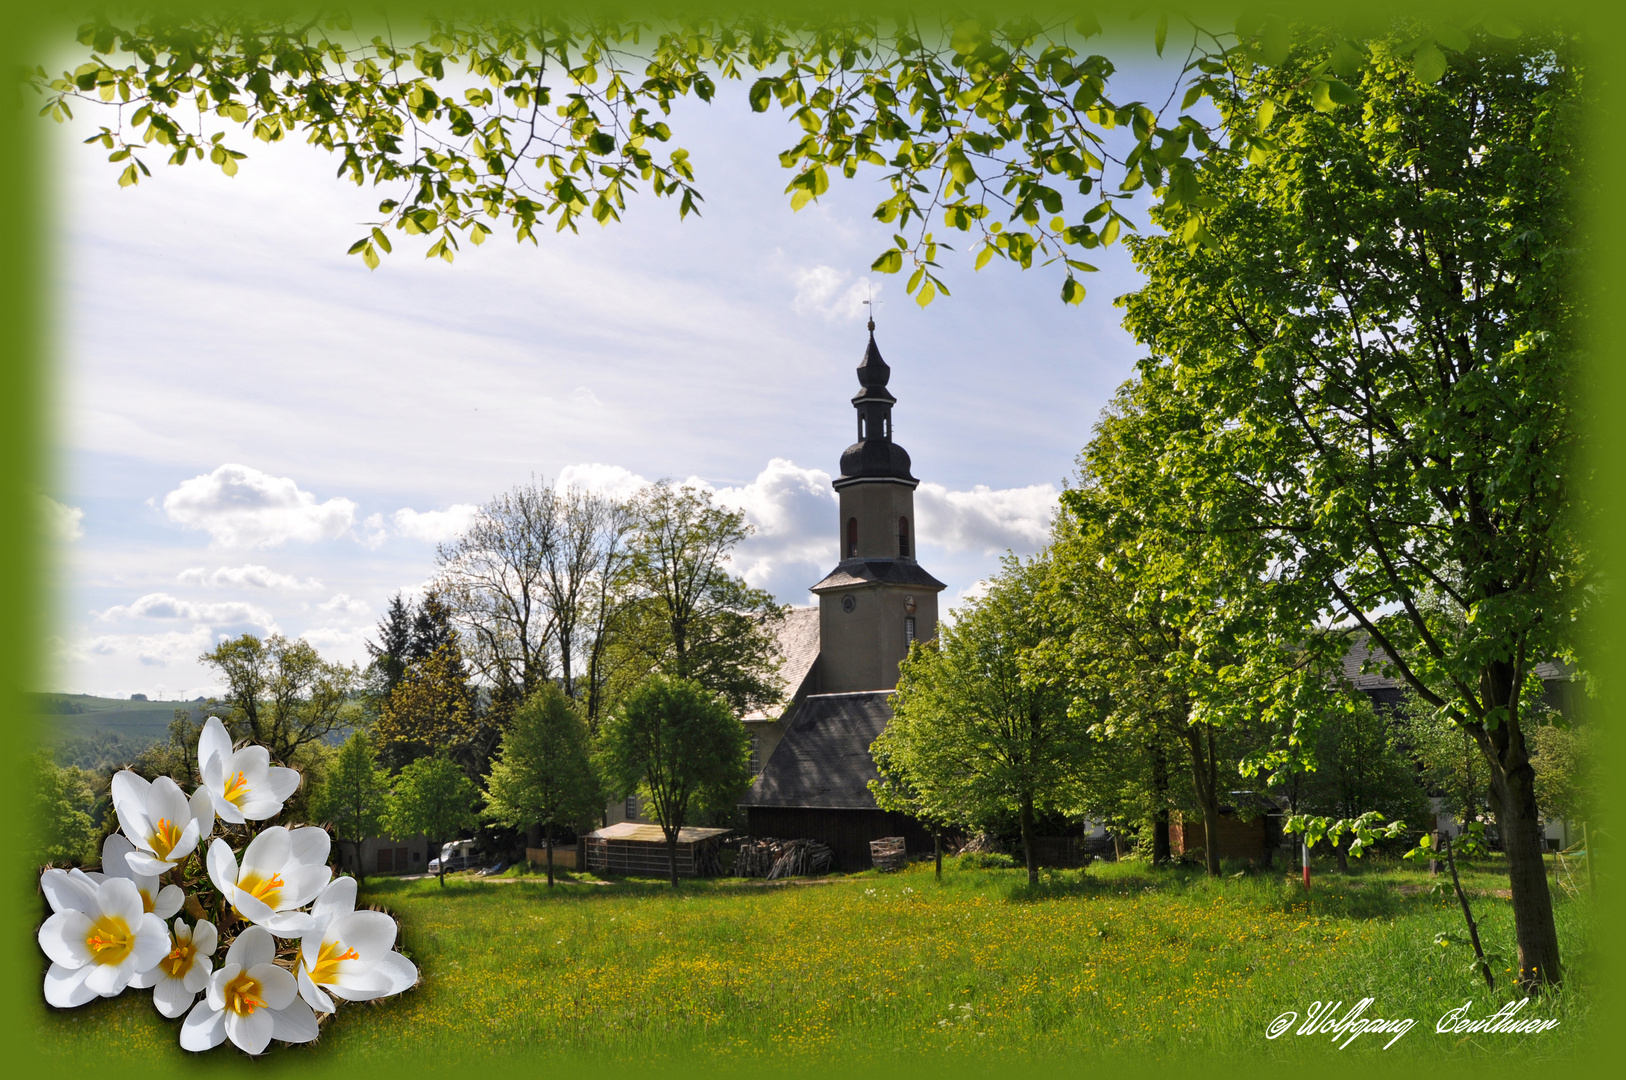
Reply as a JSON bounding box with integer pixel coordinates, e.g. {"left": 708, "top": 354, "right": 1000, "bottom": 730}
{"left": 366, "top": 593, "right": 414, "bottom": 697}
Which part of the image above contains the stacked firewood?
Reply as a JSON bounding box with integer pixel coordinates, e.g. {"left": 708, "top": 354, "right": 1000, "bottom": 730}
{"left": 734, "top": 837, "right": 833, "bottom": 879}
{"left": 870, "top": 836, "right": 906, "bottom": 872}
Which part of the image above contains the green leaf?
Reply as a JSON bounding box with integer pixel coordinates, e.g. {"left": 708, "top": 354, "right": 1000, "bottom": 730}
{"left": 790, "top": 187, "right": 813, "bottom": 211}
{"left": 748, "top": 78, "right": 774, "bottom": 113}
{"left": 1155, "top": 14, "right": 1168, "bottom": 57}
{"left": 1481, "top": 15, "right": 1521, "bottom": 38}
{"left": 871, "top": 249, "right": 904, "bottom": 274}
{"left": 1061, "top": 276, "right": 1084, "bottom": 305}
{"left": 1072, "top": 14, "right": 1102, "bottom": 38}
{"left": 1413, "top": 43, "right": 1447, "bottom": 85}
{"left": 363, "top": 243, "right": 379, "bottom": 270}
{"left": 915, "top": 280, "right": 936, "bottom": 307}
{"left": 974, "top": 245, "right": 995, "bottom": 271}
{"left": 1434, "top": 25, "right": 1470, "bottom": 52}
{"left": 1101, "top": 216, "right": 1121, "bottom": 246}
{"left": 906, "top": 266, "right": 924, "bottom": 294}
{"left": 117, "top": 162, "right": 138, "bottom": 187}
{"left": 1255, "top": 99, "right": 1277, "bottom": 131}
{"left": 371, "top": 227, "right": 392, "bottom": 254}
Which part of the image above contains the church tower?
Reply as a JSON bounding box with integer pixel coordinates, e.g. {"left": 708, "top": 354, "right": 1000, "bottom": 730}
{"left": 810, "top": 320, "right": 946, "bottom": 692}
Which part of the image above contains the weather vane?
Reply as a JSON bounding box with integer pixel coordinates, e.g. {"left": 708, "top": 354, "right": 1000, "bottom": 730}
{"left": 863, "top": 291, "right": 881, "bottom": 332}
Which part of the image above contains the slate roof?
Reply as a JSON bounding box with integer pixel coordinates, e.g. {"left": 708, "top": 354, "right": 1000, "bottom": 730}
{"left": 738, "top": 691, "right": 894, "bottom": 810}
{"left": 1340, "top": 634, "right": 1573, "bottom": 693}
{"left": 741, "top": 606, "right": 821, "bottom": 722}
{"left": 810, "top": 558, "right": 946, "bottom": 593}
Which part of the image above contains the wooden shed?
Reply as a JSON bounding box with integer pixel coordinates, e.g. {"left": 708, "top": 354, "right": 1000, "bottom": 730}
{"left": 584, "top": 822, "right": 731, "bottom": 877}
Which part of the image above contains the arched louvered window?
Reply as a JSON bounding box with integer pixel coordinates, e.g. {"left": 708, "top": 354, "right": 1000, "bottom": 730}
{"left": 847, "top": 517, "right": 859, "bottom": 558}
{"left": 898, "top": 516, "right": 910, "bottom": 558}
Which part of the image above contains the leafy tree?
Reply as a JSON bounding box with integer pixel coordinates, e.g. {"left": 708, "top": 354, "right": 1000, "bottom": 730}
{"left": 1275, "top": 697, "right": 1431, "bottom": 871}
{"left": 30, "top": 750, "right": 99, "bottom": 867}
{"left": 37, "top": 14, "right": 1495, "bottom": 303}
{"left": 598, "top": 675, "right": 751, "bottom": 887}
{"left": 878, "top": 553, "right": 1085, "bottom": 885}
{"left": 614, "top": 482, "right": 785, "bottom": 715}
{"left": 382, "top": 755, "right": 479, "bottom": 888}
{"left": 311, "top": 731, "right": 391, "bottom": 885}
{"left": 1115, "top": 30, "right": 1581, "bottom": 986}
{"left": 1393, "top": 694, "right": 1493, "bottom": 830}
{"left": 130, "top": 707, "right": 205, "bottom": 787}
{"left": 365, "top": 592, "right": 415, "bottom": 702}
{"left": 375, "top": 643, "right": 480, "bottom": 770}
{"left": 483, "top": 684, "right": 602, "bottom": 885}
{"left": 199, "top": 633, "right": 360, "bottom": 765}
{"left": 1530, "top": 721, "right": 1594, "bottom": 831}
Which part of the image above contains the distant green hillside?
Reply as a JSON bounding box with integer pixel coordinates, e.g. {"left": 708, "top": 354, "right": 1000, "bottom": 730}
{"left": 31, "top": 693, "right": 210, "bottom": 742}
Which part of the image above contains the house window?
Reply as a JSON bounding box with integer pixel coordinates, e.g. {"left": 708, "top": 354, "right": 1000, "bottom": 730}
{"left": 905, "top": 616, "right": 916, "bottom": 646}
{"left": 898, "top": 516, "right": 910, "bottom": 557}
{"left": 847, "top": 517, "right": 858, "bottom": 558}
{"left": 412, "top": 850, "right": 421, "bottom": 863}
{"left": 625, "top": 794, "right": 638, "bottom": 821}
{"left": 749, "top": 733, "right": 760, "bottom": 772}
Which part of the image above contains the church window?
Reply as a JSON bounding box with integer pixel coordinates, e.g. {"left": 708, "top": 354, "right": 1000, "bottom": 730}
{"left": 898, "top": 516, "right": 910, "bottom": 557}
{"left": 859, "top": 415, "right": 866, "bottom": 439}
{"left": 847, "top": 517, "right": 858, "bottom": 557}
{"left": 906, "top": 616, "right": 917, "bottom": 645}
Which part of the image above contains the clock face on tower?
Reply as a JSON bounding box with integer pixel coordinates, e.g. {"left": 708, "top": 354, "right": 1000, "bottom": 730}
{"left": 904, "top": 595, "right": 916, "bottom": 615}
{"left": 842, "top": 594, "right": 856, "bottom": 614}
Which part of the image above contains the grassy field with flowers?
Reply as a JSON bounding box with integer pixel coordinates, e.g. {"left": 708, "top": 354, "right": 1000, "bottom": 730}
{"left": 33, "top": 855, "right": 1594, "bottom": 1068}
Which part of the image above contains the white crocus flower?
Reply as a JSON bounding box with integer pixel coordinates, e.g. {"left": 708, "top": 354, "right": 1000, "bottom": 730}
{"left": 110, "top": 770, "right": 211, "bottom": 876}
{"left": 179, "top": 925, "right": 319, "bottom": 1055}
{"left": 197, "top": 716, "right": 301, "bottom": 823}
{"left": 296, "top": 877, "right": 418, "bottom": 1013}
{"left": 130, "top": 917, "right": 218, "bottom": 1017}
{"left": 85, "top": 834, "right": 185, "bottom": 920}
{"left": 207, "top": 826, "right": 331, "bottom": 935}
{"left": 37, "top": 869, "right": 169, "bottom": 1008}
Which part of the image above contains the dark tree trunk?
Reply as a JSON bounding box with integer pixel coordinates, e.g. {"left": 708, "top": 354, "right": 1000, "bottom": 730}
{"left": 667, "top": 828, "right": 679, "bottom": 888}
{"left": 1184, "top": 725, "right": 1222, "bottom": 877}
{"left": 1334, "top": 834, "right": 1350, "bottom": 874}
{"left": 1019, "top": 795, "right": 1038, "bottom": 886}
{"left": 435, "top": 837, "right": 445, "bottom": 887}
{"left": 934, "top": 831, "right": 943, "bottom": 882}
{"left": 1497, "top": 760, "right": 1562, "bottom": 989}
{"left": 350, "top": 840, "right": 366, "bottom": 887}
{"left": 1151, "top": 744, "right": 1171, "bottom": 866}
{"left": 545, "top": 820, "right": 556, "bottom": 887}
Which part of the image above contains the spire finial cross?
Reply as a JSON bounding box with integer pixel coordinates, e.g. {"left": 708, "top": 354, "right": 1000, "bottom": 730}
{"left": 863, "top": 295, "right": 880, "bottom": 333}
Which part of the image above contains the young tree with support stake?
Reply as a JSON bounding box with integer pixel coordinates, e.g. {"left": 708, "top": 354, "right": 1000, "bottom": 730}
{"left": 484, "top": 684, "right": 602, "bottom": 886}
{"left": 311, "top": 730, "right": 390, "bottom": 886}
{"left": 1118, "top": 31, "right": 1583, "bottom": 988}
{"left": 383, "top": 755, "right": 479, "bottom": 888}
{"left": 598, "top": 675, "right": 752, "bottom": 888}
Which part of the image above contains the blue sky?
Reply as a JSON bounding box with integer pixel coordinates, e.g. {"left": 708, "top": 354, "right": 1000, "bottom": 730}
{"left": 44, "top": 41, "right": 1181, "bottom": 698}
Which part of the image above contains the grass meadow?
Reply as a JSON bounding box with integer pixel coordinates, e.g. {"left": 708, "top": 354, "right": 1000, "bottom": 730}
{"left": 31, "top": 856, "right": 1595, "bottom": 1069}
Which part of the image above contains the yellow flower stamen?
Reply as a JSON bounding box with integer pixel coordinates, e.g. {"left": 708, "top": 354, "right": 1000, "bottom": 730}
{"left": 221, "top": 770, "right": 251, "bottom": 807}
{"left": 223, "top": 970, "right": 267, "bottom": 1016}
{"left": 148, "top": 816, "right": 184, "bottom": 860}
{"left": 160, "top": 933, "right": 196, "bottom": 978}
{"left": 306, "top": 939, "right": 361, "bottom": 986}
{"left": 236, "top": 871, "right": 286, "bottom": 909}
{"left": 84, "top": 915, "right": 135, "bottom": 966}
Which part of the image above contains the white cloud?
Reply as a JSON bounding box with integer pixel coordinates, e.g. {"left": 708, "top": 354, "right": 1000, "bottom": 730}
{"left": 557, "top": 462, "right": 651, "bottom": 501}
{"left": 70, "top": 626, "right": 217, "bottom": 670}
{"left": 163, "top": 463, "right": 359, "bottom": 548}
{"left": 915, "top": 482, "right": 1057, "bottom": 556}
{"left": 792, "top": 266, "right": 880, "bottom": 322}
{"left": 297, "top": 625, "right": 374, "bottom": 665}
{"left": 572, "top": 385, "right": 603, "bottom": 408}
{"left": 39, "top": 493, "right": 85, "bottom": 542}
{"left": 95, "top": 592, "right": 280, "bottom": 634}
{"left": 177, "top": 564, "right": 324, "bottom": 591}
{"left": 391, "top": 504, "right": 480, "bottom": 543}
{"left": 710, "top": 458, "right": 838, "bottom": 599}
{"left": 316, "top": 593, "right": 372, "bottom": 620}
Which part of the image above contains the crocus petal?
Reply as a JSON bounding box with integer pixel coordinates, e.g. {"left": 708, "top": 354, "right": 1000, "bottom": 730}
{"left": 125, "top": 850, "right": 178, "bottom": 878}
{"left": 232, "top": 745, "right": 273, "bottom": 784}
{"left": 264, "top": 910, "right": 317, "bottom": 936}
{"left": 37, "top": 911, "right": 94, "bottom": 968}
{"left": 276, "top": 864, "right": 333, "bottom": 911}
{"left": 226, "top": 1005, "right": 275, "bottom": 1055}
{"left": 311, "top": 876, "right": 357, "bottom": 923}
{"left": 374, "top": 951, "right": 419, "bottom": 995}
{"left": 206, "top": 964, "right": 237, "bottom": 1012}
{"left": 297, "top": 967, "right": 335, "bottom": 1014}
{"left": 288, "top": 825, "right": 329, "bottom": 867}
{"left": 180, "top": 1000, "right": 227, "bottom": 1052}
{"left": 239, "top": 826, "right": 291, "bottom": 876}
{"left": 235, "top": 792, "right": 288, "bottom": 821}
{"left": 193, "top": 920, "right": 219, "bottom": 957}
{"left": 225, "top": 925, "right": 276, "bottom": 971}
{"left": 129, "top": 967, "right": 158, "bottom": 990}
{"left": 197, "top": 717, "right": 233, "bottom": 779}
{"left": 265, "top": 766, "right": 302, "bottom": 804}
{"left": 44, "top": 962, "right": 99, "bottom": 1009}
{"left": 40, "top": 868, "right": 98, "bottom": 915}
{"left": 231, "top": 889, "right": 278, "bottom": 928}
{"left": 97, "top": 877, "right": 145, "bottom": 927}
{"left": 328, "top": 968, "right": 394, "bottom": 999}
{"left": 183, "top": 957, "right": 214, "bottom": 994}
{"left": 153, "top": 884, "right": 185, "bottom": 920}
{"left": 100, "top": 834, "right": 138, "bottom": 877}
{"left": 84, "top": 957, "right": 131, "bottom": 997}
{"left": 130, "top": 913, "right": 171, "bottom": 971}
{"left": 190, "top": 784, "right": 216, "bottom": 838}
{"left": 332, "top": 910, "right": 398, "bottom": 960}
{"left": 206, "top": 838, "right": 238, "bottom": 893}
{"left": 270, "top": 998, "right": 321, "bottom": 1045}
{"left": 154, "top": 975, "right": 196, "bottom": 1019}
{"left": 252, "top": 964, "right": 297, "bottom": 1011}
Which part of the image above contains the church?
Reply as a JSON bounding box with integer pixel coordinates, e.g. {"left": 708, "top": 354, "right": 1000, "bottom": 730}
{"left": 737, "top": 319, "right": 946, "bottom": 868}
